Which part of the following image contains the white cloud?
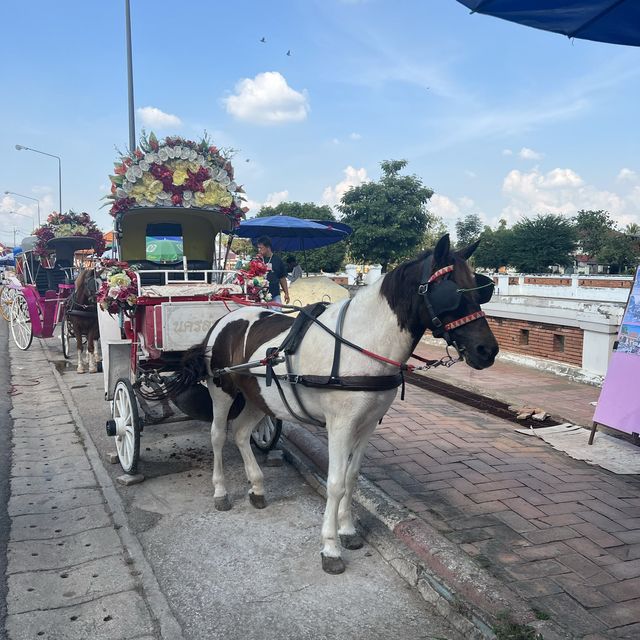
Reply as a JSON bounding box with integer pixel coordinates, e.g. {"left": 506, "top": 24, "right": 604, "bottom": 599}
{"left": 137, "top": 106, "right": 182, "bottom": 128}
{"left": 349, "top": 132, "right": 362, "bottom": 140}
{"left": 428, "top": 194, "right": 461, "bottom": 221}
{"left": 502, "top": 149, "right": 513, "bottom": 156}
{"left": 617, "top": 168, "right": 638, "bottom": 183}
{"left": 500, "top": 167, "right": 639, "bottom": 226}
{"left": 458, "top": 196, "right": 475, "bottom": 209}
{"left": 224, "top": 72, "right": 309, "bottom": 125}
{"left": 464, "top": 170, "right": 477, "bottom": 179}
{"left": 518, "top": 147, "right": 543, "bottom": 160}
{"left": 263, "top": 190, "right": 289, "bottom": 208}
{"left": 322, "top": 166, "right": 368, "bottom": 207}
{"left": 331, "top": 138, "right": 340, "bottom": 145}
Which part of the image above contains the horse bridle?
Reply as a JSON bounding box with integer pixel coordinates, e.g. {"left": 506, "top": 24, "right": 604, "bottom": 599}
{"left": 418, "top": 255, "right": 493, "bottom": 350}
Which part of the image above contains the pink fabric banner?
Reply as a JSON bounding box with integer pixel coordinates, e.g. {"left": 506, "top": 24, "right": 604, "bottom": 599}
{"left": 593, "top": 266, "right": 640, "bottom": 436}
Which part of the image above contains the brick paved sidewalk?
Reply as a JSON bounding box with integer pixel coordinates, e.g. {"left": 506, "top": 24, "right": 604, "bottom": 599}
{"left": 307, "top": 384, "right": 640, "bottom": 638}
{"left": 413, "top": 340, "right": 600, "bottom": 427}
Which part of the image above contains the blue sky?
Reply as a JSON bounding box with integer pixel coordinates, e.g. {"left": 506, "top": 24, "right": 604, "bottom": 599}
{"left": 2, "top": 0, "right": 640, "bottom": 247}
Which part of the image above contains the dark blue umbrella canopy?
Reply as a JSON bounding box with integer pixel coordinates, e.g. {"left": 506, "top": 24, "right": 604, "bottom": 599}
{"left": 456, "top": 1, "right": 640, "bottom": 46}
{"left": 229, "top": 215, "right": 352, "bottom": 251}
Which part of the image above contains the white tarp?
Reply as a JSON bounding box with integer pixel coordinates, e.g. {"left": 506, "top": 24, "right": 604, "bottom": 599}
{"left": 516, "top": 423, "right": 640, "bottom": 475}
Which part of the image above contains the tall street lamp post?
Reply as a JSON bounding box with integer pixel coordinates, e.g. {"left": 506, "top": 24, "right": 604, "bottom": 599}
{"left": 4, "top": 191, "right": 41, "bottom": 226}
{"left": 14, "top": 145, "right": 62, "bottom": 215}
{"left": 125, "top": 0, "right": 136, "bottom": 152}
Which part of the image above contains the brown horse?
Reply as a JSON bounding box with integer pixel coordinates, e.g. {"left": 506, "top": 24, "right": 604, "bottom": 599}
{"left": 65, "top": 268, "right": 100, "bottom": 373}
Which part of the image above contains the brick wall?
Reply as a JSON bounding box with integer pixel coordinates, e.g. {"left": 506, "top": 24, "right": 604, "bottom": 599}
{"left": 523, "top": 276, "right": 571, "bottom": 286}
{"left": 487, "top": 316, "right": 583, "bottom": 367}
{"left": 578, "top": 278, "right": 631, "bottom": 289}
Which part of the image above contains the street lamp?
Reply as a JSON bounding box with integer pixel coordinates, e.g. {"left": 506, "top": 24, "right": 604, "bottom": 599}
{"left": 4, "top": 191, "right": 40, "bottom": 226}
{"left": 14, "top": 145, "right": 62, "bottom": 215}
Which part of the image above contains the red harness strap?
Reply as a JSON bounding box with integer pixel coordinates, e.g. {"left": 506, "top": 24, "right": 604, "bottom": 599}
{"left": 443, "top": 310, "right": 485, "bottom": 331}
{"left": 427, "top": 265, "right": 454, "bottom": 283}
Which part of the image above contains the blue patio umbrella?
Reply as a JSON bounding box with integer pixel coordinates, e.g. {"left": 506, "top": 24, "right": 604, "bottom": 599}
{"left": 229, "top": 215, "right": 351, "bottom": 252}
{"left": 455, "top": 1, "right": 640, "bottom": 46}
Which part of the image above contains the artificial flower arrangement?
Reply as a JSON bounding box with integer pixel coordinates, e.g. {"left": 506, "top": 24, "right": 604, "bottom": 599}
{"left": 235, "top": 257, "right": 272, "bottom": 303}
{"left": 106, "top": 131, "right": 248, "bottom": 226}
{"left": 96, "top": 260, "right": 139, "bottom": 315}
{"left": 33, "top": 211, "right": 106, "bottom": 257}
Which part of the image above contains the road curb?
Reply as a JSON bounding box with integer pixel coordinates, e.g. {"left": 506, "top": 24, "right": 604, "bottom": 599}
{"left": 40, "top": 338, "right": 185, "bottom": 640}
{"left": 281, "top": 422, "right": 570, "bottom": 640}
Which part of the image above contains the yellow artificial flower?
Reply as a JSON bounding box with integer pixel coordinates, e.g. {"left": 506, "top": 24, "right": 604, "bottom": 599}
{"left": 109, "top": 273, "right": 131, "bottom": 288}
{"left": 130, "top": 172, "right": 163, "bottom": 202}
{"left": 172, "top": 168, "right": 188, "bottom": 186}
{"left": 194, "top": 179, "right": 232, "bottom": 208}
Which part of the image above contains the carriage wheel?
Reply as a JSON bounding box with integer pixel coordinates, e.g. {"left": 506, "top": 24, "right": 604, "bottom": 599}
{"left": 251, "top": 416, "right": 282, "bottom": 452}
{"left": 61, "top": 317, "right": 73, "bottom": 360}
{"left": 0, "top": 286, "right": 15, "bottom": 321}
{"left": 10, "top": 292, "right": 33, "bottom": 351}
{"left": 112, "top": 378, "right": 141, "bottom": 474}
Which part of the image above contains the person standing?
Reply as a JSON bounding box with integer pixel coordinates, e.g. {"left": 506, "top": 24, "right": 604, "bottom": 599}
{"left": 286, "top": 255, "right": 303, "bottom": 283}
{"left": 256, "top": 236, "right": 289, "bottom": 304}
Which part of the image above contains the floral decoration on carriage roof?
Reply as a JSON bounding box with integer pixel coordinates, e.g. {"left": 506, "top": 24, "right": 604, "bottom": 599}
{"left": 33, "top": 211, "right": 106, "bottom": 256}
{"left": 106, "top": 131, "right": 248, "bottom": 226}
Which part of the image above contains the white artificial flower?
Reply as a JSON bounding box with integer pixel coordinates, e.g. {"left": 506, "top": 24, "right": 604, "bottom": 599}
{"left": 145, "top": 152, "right": 157, "bottom": 164}
{"left": 158, "top": 191, "right": 170, "bottom": 200}
{"left": 180, "top": 147, "right": 190, "bottom": 160}
{"left": 229, "top": 182, "right": 237, "bottom": 191}
{"left": 183, "top": 199, "right": 192, "bottom": 208}
{"left": 158, "top": 149, "right": 169, "bottom": 162}
{"left": 196, "top": 155, "right": 204, "bottom": 165}
{"left": 188, "top": 149, "right": 197, "bottom": 161}
{"left": 133, "top": 165, "right": 143, "bottom": 178}
{"left": 122, "top": 181, "right": 133, "bottom": 194}
{"left": 173, "top": 145, "right": 182, "bottom": 157}
{"left": 125, "top": 167, "right": 137, "bottom": 182}
{"left": 116, "top": 187, "right": 128, "bottom": 199}
{"left": 166, "top": 147, "right": 175, "bottom": 159}
{"left": 183, "top": 190, "right": 193, "bottom": 200}
{"left": 139, "top": 161, "right": 150, "bottom": 172}
{"left": 221, "top": 176, "right": 231, "bottom": 186}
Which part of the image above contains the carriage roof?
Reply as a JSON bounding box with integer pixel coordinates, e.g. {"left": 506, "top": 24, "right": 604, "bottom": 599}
{"left": 115, "top": 206, "right": 234, "bottom": 265}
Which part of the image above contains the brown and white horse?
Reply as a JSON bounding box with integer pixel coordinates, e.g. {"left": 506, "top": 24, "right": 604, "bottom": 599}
{"left": 174, "top": 235, "right": 498, "bottom": 573}
{"left": 65, "top": 268, "right": 101, "bottom": 374}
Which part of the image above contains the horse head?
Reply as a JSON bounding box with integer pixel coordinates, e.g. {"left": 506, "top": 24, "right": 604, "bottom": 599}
{"left": 74, "top": 268, "right": 100, "bottom": 305}
{"left": 381, "top": 234, "right": 499, "bottom": 370}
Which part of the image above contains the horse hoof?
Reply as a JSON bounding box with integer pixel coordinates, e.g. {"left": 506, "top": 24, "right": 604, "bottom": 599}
{"left": 249, "top": 493, "right": 266, "bottom": 509}
{"left": 340, "top": 533, "right": 364, "bottom": 550}
{"left": 77, "top": 369, "right": 85, "bottom": 375}
{"left": 89, "top": 368, "right": 97, "bottom": 374}
{"left": 214, "top": 496, "right": 232, "bottom": 511}
{"left": 321, "top": 553, "right": 346, "bottom": 575}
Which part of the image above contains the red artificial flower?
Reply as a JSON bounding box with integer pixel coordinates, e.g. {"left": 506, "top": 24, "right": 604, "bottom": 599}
{"left": 135, "top": 149, "right": 144, "bottom": 159}
{"left": 171, "top": 193, "right": 183, "bottom": 206}
{"left": 114, "top": 163, "right": 127, "bottom": 175}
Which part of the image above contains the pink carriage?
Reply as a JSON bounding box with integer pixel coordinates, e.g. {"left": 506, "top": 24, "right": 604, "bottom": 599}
{"left": 7, "top": 235, "right": 99, "bottom": 353}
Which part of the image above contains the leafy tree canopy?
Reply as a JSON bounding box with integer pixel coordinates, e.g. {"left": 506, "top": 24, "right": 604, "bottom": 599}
{"left": 256, "top": 201, "right": 346, "bottom": 273}
{"left": 455, "top": 214, "right": 483, "bottom": 248}
{"left": 338, "top": 159, "right": 433, "bottom": 271}
{"left": 573, "top": 209, "right": 616, "bottom": 257}
{"left": 509, "top": 214, "right": 577, "bottom": 273}
{"left": 597, "top": 232, "right": 637, "bottom": 274}
{"left": 420, "top": 214, "right": 450, "bottom": 251}
{"left": 474, "top": 223, "right": 514, "bottom": 271}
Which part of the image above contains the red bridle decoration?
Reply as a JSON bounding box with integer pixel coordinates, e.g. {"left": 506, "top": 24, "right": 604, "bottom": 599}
{"left": 427, "top": 265, "right": 455, "bottom": 283}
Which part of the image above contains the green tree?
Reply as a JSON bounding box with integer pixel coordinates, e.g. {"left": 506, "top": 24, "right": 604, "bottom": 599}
{"left": 256, "top": 201, "right": 346, "bottom": 273}
{"left": 597, "top": 232, "right": 637, "bottom": 274}
{"left": 574, "top": 210, "right": 616, "bottom": 257}
{"left": 510, "top": 214, "right": 577, "bottom": 272}
{"left": 338, "top": 159, "right": 433, "bottom": 271}
{"left": 420, "top": 214, "right": 450, "bottom": 251}
{"left": 455, "top": 214, "right": 483, "bottom": 248}
{"left": 625, "top": 223, "right": 640, "bottom": 236}
{"left": 474, "top": 222, "right": 514, "bottom": 271}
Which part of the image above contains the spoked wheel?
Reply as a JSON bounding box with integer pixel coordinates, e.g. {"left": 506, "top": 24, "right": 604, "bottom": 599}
{"left": 10, "top": 292, "right": 33, "bottom": 351}
{"left": 61, "top": 317, "right": 73, "bottom": 359}
{"left": 0, "top": 286, "right": 15, "bottom": 321}
{"left": 110, "top": 378, "right": 141, "bottom": 474}
{"left": 251, "top": 416, "right": 282, "bottom": 452}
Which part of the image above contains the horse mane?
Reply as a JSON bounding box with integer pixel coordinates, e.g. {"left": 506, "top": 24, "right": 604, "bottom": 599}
{"left": 74, "top": 268, "right": 95, "bottom": 304}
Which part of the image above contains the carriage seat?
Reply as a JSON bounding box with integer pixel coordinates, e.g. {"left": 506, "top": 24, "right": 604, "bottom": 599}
{"left": 129, "top": 260, "right": 213, "bottom": 287}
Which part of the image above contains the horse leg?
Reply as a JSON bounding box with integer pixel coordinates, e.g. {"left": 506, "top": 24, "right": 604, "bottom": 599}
{"left": 208, "top": 381, "right": 234, "bottom": 511}
{"left": 76, "top": 327, "right": 85, "bottom": 374}
{"left": 321, "top": 425, "right": 353, "bottom": 574}
{"left": 232, "top": 405, "right": 267, "bottom": 509}
{"left": 87, "top": 331, "right": 97, "bottom": 374}
{"left": 338, "top": 422, "right": 377, "bottom": 550}
{"left": 94, "top": 332, "right": 102, "bottom": 363}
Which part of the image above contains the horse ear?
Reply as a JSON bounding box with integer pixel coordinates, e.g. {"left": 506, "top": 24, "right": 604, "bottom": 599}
{"left": 433, "top": 234, "right": 451, "bottom": 265}
{"left": 458, "top": 239, "right": 480, "bottom": 261}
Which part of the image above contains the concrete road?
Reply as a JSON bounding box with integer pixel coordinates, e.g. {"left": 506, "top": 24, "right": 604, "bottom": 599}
{"left": 3, "top": 333, "right": 463, "bottom": 640}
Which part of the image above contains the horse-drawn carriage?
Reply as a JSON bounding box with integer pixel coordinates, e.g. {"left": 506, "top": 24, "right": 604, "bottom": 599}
{"left": 98, "top": 134, "right": 282, "bottom": 474}
{"left": 5, "top": 233, "right": 100, "bottom": 353}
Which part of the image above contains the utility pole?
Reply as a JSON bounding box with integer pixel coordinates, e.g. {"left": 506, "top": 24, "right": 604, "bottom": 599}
{"left": 125, "top": 0, "right": 136, "bottom": 152}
